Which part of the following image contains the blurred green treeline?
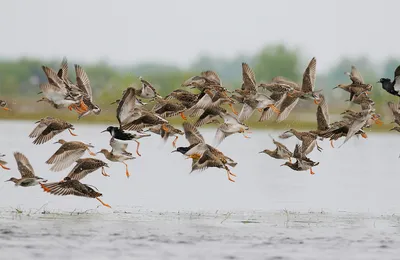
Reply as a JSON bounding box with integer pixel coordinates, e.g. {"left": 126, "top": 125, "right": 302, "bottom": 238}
{"left": 0, "top": 43, "right": 399, "bottom": 126}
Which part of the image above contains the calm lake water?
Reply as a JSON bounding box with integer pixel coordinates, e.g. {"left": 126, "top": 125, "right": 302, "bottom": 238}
{"left": 1, "top": 120, "right": 400, "bottom": 259}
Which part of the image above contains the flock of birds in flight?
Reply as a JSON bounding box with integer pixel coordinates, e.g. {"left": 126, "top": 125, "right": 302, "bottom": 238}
{"left": 1, "top": 57, "right": 400, "bottom": 208}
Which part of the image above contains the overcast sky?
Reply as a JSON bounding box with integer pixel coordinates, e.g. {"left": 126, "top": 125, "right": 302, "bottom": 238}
{"left": 0, "top": 0, "right": 398, "bottom": 71}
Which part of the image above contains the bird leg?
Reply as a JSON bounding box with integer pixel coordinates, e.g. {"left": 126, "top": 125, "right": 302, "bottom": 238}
{"left": 188, "top": 153, "right": 201, "bottom": 160}
{"left": 267, "top": 104, "right": 280, "bottom": 114}
{"left": 180, "top": 112, "right": 187, "bottom": 121}
{"left": 40, "top": 183, "right": 51, "bottom": 192}
{"left": 309, "top": 168, "right": 316, "bottom": 175}
{"left": 330, "top": 140, "right": 335, "bottom": 148}
{"left": 0, "top": 163, "right": 10, "bottom": 170}
{"left": 374, "top": 119, "right": 384, "bottom": 126}
{"left": 228, "top": 103, "right": 238, "bottom": 115}
{"left": 313, "top": 99, "right": 320, "bottom": 105}
{"left": 101, "top": 167, "right": 110, "bottom": 177}
{"left": 96, "top": 197, "right": 111, "bottom": 208}
{"left": 361, "top": 132, "right": 368, "bottom": 139}
{"left": 122, "top": 161, "right": 130, "bottom": 178}
{"left": 134, "top": 140, "right": 142, "bottom": 157}
{"left": 77, "top": 99, "right": 88, "bottom": 112}
{"left": 225, "top": 167, "right": 236, "bottom": 182}
{"left": 68, "top": 128, "right": 78, "bottom": 136}
{"left": 316, "top": 143, "right": 323, "bottom": 152}
{"left": 87, "top": 149, "right": 96, "bottom": 156}
{"left": 172, "top": 136, "right": 179, "bottom": 148}
{"left": 161, "top": 124, "right": 169, "bottom": 132}
{"left": 2, "top": 107, "right": 10, "bottom": 111}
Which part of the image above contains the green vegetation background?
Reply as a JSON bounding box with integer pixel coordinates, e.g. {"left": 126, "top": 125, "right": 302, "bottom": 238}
{"left": 0, "top": 44, "right": 398, "bottom": 131}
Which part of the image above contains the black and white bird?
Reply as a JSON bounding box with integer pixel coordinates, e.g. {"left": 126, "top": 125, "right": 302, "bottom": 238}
{"left": 101, "top": 126, "right": 150, "bottom": 156}
{"left": 378, "top": 65, "right": 400, "bottom": 97}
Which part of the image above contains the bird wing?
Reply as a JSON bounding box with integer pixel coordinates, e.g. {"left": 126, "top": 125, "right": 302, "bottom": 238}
{"left": 46, "top": 143, "right": 86, "bottom": 172}
{"left": 301, "top": 57, "right": 317, "bottom": 93}
{"left": 183, "top": 122, "right": 205, "bottom": 145}
{"left": 349, "top": 66, "right": 364, "bottom": 84}
{"left": 41, "top": 181, "right": 88, "bottom": 197}
{"left": 13, "top": 152, "right": 35, "bottom": 178}
{"left": 238, "top": 102, "right": 255, "bottom": 122}
{"left": 273, "top": 139, "right": 292, "bottom": 155}
{"left": 271, "top": 76, "right": 300, "bottom": 90}
{"left": 213, "top": 125, "right": 229, "bottom": 146}
{"left": 241, "top": 63, "right": 257, "bottom": 92}
{"left": 340, "top": 116, "right": 369, "bottom": 147}
{"left": 292, "top": 144, "right": 302, "bottom": 159}
{"left": 29, "top": 118, "right": 52, "bottom": 138}
{"left": 41, "top": 66, "right": 64, "bottom": 88}
{"left": 276, "top": 96, "right": 299, "bottom": 122}
{"left": 201, "top": 70, "right": 221, "bottom": 85}
{"left": 316, "top": 94, "right": 330, "bottom": 131}
{"left": 57, "top": 57, "right": 69, "bottom": 82}
{"left": 393, "top": 65, "right": 400, "bottom": 91}
{"left": 74, "top": 64, "right": 93, "bottom": 100}
{"left": 388, "top": 101, "right": 400, "bottom": 119}
{"left": 191, "top": 151, "right": 222, "bottom": 172}
{"left": 117, "top": 87, "right": 138, "bottom": 127}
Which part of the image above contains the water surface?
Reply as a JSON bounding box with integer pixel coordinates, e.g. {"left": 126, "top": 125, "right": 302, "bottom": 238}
{"left": 0, "top": 120, "right": 399, "bottom": 259}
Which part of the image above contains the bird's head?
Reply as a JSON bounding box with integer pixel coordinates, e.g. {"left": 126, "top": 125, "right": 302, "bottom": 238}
{"left": 53, "top": 139, "right": 66, "bottom": 145}
{"left": 97, "top": 149, "right": 109, "bottom": 155}
{"left": 101, "top": 126, "right": 116, "bottom": 134}
{"left": 280, "top": 162, "right": 291, "bottom": 167}
{"left": 171, "top": 146, "right": 191, "bottom": 154}
{"left": 5, "top": 177, "right": 18, "bottom": 183}
{"left": 377, "top": 78, "right": 390, "bottom": 84}
{"left": 259, "top": 149, "right": 273, "bottom": 156}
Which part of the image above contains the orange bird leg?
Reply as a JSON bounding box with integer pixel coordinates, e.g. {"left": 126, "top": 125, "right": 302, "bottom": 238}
{"left": 228, "top": 103, "right": 238, "bottom": 115}
{"left": 161, "top": 124, "right": 169, "bottom": 132}
{"left": 330, "top": 140, "right": 335, "bottom": 148}
{"left": 172, "top": 136, "right": 179, "bottom": 148}
{"left": 257, "top": 108, "right": 263, "bottom": 113}
{"left": 2, "top": 107, "right": 10, "bottom": 111}
{"left": 309, "top": 168, "right": 315, "bottom": 175}
{"left": 225, "top": 166, "right": 236, "bottom": 182}
{"left": 96, "top": 197, "right": 111, "bottom": 208}
{"left": 68, "top": 128, "right": 78, "bottom": 136}
{"left": 361, "top": 132, "right": 368, "bottom": 139}
{"left": 68, "top": 105, "right": 74, "bottom": 111}
{"left": 267, "top": 104, "right": 280, "bottom": 114}
{"left": 87, "top": 149, "right": 96, "bottom": 156}
{"left": 40, "top": 183, "right": 51, "bottom": 192}
{"left": 134, "top": 140, "right": 142, "bottom": 157}
{"left": 78, "top": 99, "right": 89, "bottom": 112}
{"left": 180, "top": 112, "right": 187, "bottom": 121}
{"left": 101, "top": 167, "right": 110, "bottom": 177}
{"left": 122, "top": 161, "right": 130, "bottom": 178}
{"left": 243, "top": 133, "right": 251, "bottom": 139}
{"left": 0, "top": 163, "right": 10, "bottom": 170}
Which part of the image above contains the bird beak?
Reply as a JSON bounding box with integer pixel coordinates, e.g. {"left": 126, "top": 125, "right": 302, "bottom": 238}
{"left": 376, "top": 81, "right": 380, "bottom": 83}
{"left": 171, "top": 150, "right": 178, "bottom": 153}
{"left": 259, "top": 151, "right": 264, "bottom": 154}
{"left": 101, "top": 130, "right": 107, "bottom": 133}
{"left": 333, "top": 86, "right": 338, "bottom": 89}
{"left": 4, "top": 180, "right": 10, "bottom": 182}
{"left": 53, "top": 141, "right": 59, "bottom": 144}
{"left": 280, "top": 164, "right": 285, "bottom": 167}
